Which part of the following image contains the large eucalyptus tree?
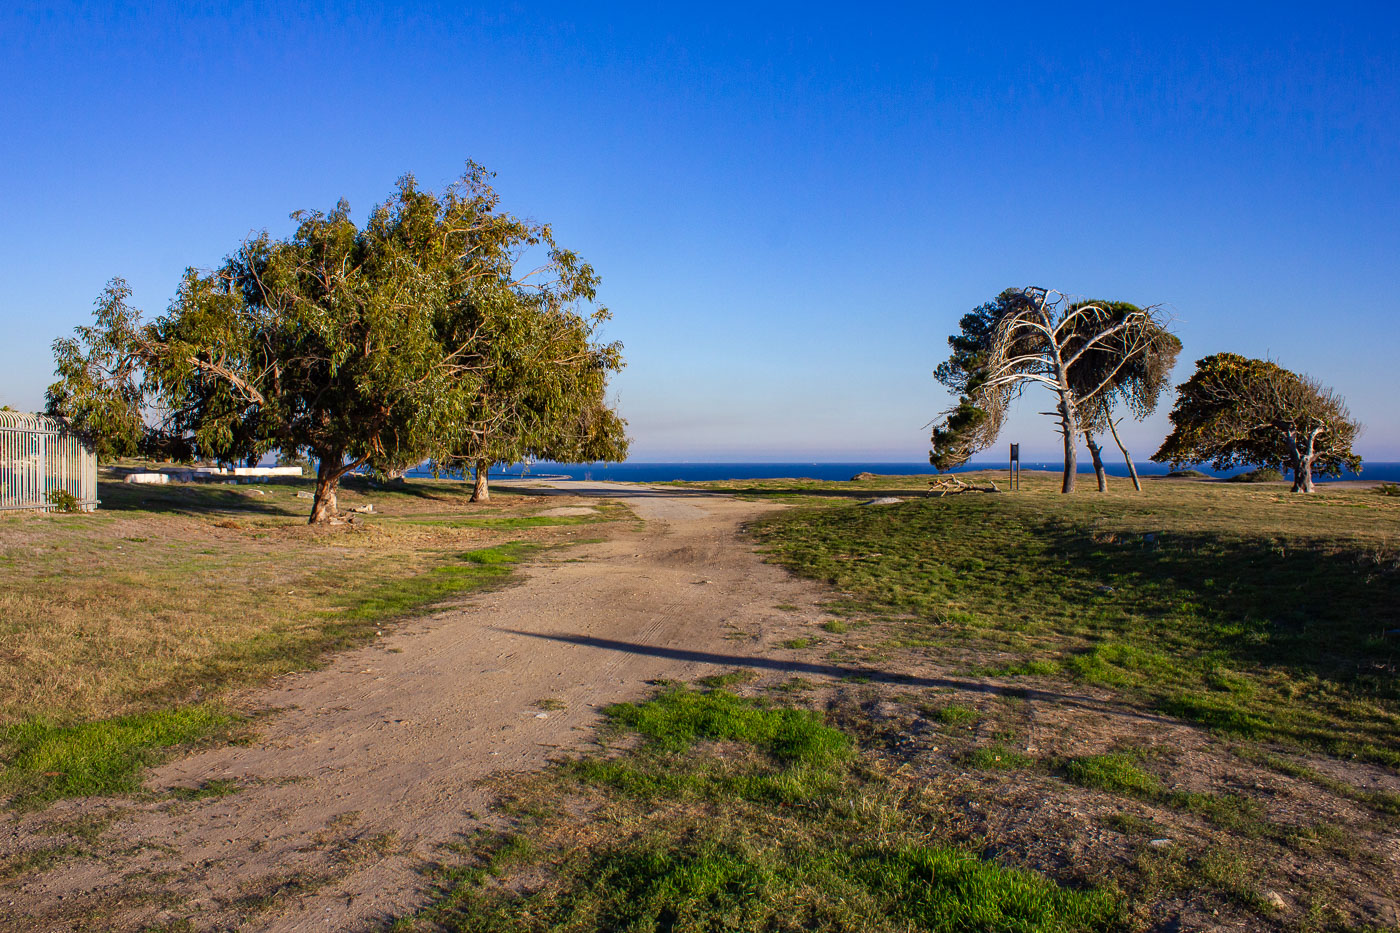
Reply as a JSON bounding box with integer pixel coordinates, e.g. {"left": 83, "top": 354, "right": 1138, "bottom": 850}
{"left": 48, "top": 164, "right": 626, "bottom": 522}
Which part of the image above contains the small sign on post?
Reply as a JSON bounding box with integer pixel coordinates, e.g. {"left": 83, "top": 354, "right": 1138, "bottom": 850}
{"left": 1009, "top": 443, "right": 1020, "bottom": 491}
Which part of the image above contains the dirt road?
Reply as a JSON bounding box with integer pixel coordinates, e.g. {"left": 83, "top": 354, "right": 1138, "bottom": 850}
{"left": 4, "top": 483, "right": 835, "bottom": 932}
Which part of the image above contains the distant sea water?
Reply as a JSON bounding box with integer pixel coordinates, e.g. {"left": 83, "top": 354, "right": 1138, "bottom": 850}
{"left": 407, "top": 460, "right": 1400, "bottom": 484}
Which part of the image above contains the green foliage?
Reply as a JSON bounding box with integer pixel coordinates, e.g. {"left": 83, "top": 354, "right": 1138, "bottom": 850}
{"left": 45, "top": 280, "right": 149, "bottom": 460}
{"left": 1153, "top": 353, "right": 1362, "bottom": 490}
{"left": 1226, "top": 467, "right": 1284, "bottom": 483}
{"left": 418, "top": 829, "right": 1120, "bottom": 933}
{"left": 48, "top": 164, "right": 626, "bottom": 522}
{"left": 929, "top": 288, "right": 1176, "bottom": 488}
{"left": 43, "top": 489, "right": 80, "bottom": 513}
{"left": 1, "top": 705, "right": 234, "bottom": 806}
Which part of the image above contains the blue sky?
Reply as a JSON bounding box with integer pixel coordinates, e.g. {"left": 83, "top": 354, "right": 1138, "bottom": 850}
{"left": 3, "top": 2, "right": 1397, "bottom": 461}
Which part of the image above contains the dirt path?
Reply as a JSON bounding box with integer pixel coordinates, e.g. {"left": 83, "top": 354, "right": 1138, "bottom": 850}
{"left": 4, "top": 483, "right": 836, "bottom": 932}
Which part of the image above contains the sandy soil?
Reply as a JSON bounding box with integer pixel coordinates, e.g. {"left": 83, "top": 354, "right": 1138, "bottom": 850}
{"left": 2, "top": 482, "right": 836, "bottom": 932}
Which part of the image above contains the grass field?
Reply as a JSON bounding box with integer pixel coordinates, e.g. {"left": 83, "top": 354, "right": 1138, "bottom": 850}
{"left": 5, "top": 467, "right": 1397, "bottom": 930}
{"left": 397, "top": 682, "right": 1122, "bottom": 933}
{"left": 603, "top": 470, "right": 1400, "bottom": 931}
{"left": 0, "top": 468, "right": 624, "bottom": 806}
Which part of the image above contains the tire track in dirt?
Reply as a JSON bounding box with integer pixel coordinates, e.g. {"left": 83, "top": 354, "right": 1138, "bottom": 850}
{"left": 2, "top": 484, "right": 835, "bottom": 933}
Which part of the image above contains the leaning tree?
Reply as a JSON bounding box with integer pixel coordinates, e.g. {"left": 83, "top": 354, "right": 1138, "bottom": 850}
{"left": 1066, "top": 300, "right": 1181, "bottom": 491}
{"left": 1152, "top": 353, "right": 1361, "bottom": 493}
{"left": 931, "top": 287, "right": 1177, "bottom": 493}
{"left": 48, "top": 164, "right": 626, "bottom": 523}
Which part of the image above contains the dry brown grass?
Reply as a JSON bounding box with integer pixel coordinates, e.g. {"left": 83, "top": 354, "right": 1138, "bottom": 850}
{"left": 0, "top": 471, "right": 623, "bottom": 725}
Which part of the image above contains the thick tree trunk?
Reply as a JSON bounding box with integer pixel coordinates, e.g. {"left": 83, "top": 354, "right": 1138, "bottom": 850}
{"left": 1293, "top": 459, "right": 1315, "bottom": 493}
{"left": 310, "top": 454, "right": 342, "bottom": 524}
{"left": 1105, "top": 414, "right": 1141, "bottom": 491}
{"left": 471, "top": 459, "right": 489, "bottom": 502}
{"left": 1284, "top": 429, "right": 1317, "bottom": 493}
{"left": 1084, "top": 432, "right": 1108, "bottom": 492}
{"left": 1057, "top": 390, "right": 1078, "bottom": 494}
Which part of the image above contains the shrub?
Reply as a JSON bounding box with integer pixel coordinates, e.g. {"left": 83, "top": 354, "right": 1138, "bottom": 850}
{"left": 1226, "top": 467, "right": 1283, "bottom": 483}
{"left": 44, "top": 489, "right": 81, "bottom": 513}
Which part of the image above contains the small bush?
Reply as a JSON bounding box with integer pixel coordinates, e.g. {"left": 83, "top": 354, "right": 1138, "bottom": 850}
{"left": 1226, "top": 467, "right": 1283, "bottom": 483}
{"left": 1165, "top": 468, "right": 1209, "bottom": 478}
{"left": 1375, "top": 483, "right": 1400, "bottom": 498}
{"left": 44, "top": 489, "right": 81, "bottom": 513}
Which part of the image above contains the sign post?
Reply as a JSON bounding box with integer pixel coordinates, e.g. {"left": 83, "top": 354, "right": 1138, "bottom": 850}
{"left": 1009, "top": 443, "right": 1020, "bottom": 491}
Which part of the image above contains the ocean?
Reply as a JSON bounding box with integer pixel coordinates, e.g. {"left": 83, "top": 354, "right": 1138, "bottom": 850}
{"left": 408, "top": 460, "right": 1400, "bottom": 484}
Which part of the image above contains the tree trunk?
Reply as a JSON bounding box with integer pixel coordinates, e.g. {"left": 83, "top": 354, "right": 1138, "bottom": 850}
{"left": 1084, "top": 432, "right": 1108, "bottom": 492}
{"left": 1057, "top": 390, "right": 1078, "bottom": 494}
{"left": 471, "top": 459, "right": 490, "bottom": 502}
{"left": 1105, "top": 414, "right": 1141, "bottom": 491}
{"left": 1284, "top": 430, "right": 1316, "bottom": 493}
{"left": 310, "top": 454, "right": 342, "bottom": 524}
{"left": 1293, "top": 459, "right": 1315, "bottom": 493}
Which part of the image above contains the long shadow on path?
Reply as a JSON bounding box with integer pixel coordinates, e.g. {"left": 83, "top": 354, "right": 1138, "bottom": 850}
{"left": 497, "top": 628, "right": 1174, "bottom": 725}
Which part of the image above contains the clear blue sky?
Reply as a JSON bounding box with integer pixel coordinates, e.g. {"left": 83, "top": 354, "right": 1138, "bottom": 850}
{"left": 3, "top": 2, "right": 1397, "bottom": 461}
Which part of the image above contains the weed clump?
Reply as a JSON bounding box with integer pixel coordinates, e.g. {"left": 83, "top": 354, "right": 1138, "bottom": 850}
{"left": 1063, "top": 754, "right": 1162, "bottom": 797}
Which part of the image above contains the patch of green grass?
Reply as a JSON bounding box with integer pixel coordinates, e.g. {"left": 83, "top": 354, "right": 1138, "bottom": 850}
{"left": 1062, "top": 754, "right": 1269, "bottom": 836}
{"left": 1103, "top": 812, "right": 1160, "bottom": 837}
{"left": 335, "top": 543, "right": 535, "bottom": 622}
{"left": 749, "top": 481, "right": 1400, "bottom": 765}
{"left": 403, "top": 683, "right": 1121, "bottom": 933}
{"left": 697, "top": 669, "right": 758, "bottom": 690}
{"left": 411, "top": 830, "right": 1122, "bottom": 933}
{"left": 1062, "top": 754, "right": 1162, "bottom": 797}
{"left": 602, "top": 688, "right": 851, "bottom": 769}
{"left": 924, "top": 702, "right": 979, "bottom": 726}
{"left": 966, "top": 744, "right": 1034, "bottom": 770}
{"left": 821, "top": 619, "right": 850, "bottom": 634}
{"left": 167, "top": 778, "right": 240, "bottom": 801}
{"left": 1, "top": 704, "right": 235, "bottom": 806}
{"left": 397, "top": 514, "right": 602, "bottom": 530}
{"left": 781, "top": 637, "right": 813, "bottom": 649}
{"left": 0, "top": 845, "right": 70, "bottom": 881}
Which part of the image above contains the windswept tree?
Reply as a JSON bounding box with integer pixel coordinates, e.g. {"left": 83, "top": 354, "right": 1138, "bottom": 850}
{"left": 48, "top": 165, "right": 626, "bottom": 522}
{"left": 1152, "top": 353, "right": 1361, "bottom": 493}
{"left": 1067, "top": 300, "right": 1181, "bottom": 491}
{"left": 930, "top": 287, "right": 1176, "bottom": 493}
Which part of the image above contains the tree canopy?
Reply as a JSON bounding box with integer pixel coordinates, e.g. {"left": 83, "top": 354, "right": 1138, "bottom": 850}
{"left": 47, "top": 165, "right": 627, "bottom": 522}
{"left": 46, "top": 280, "right": 151, "bottom": 461}
{"left": 1152, "top": 353, "right": 1361, "bottom": 492}
{"left": 930, "top": 287, "right": 1177, "bottom": 493}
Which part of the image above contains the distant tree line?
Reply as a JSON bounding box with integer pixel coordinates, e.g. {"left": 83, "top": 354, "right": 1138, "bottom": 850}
{"left": 930, "top": 286, "right": 1361, "bottom": 493}
{"left": 46, "top": 164, "right": 628, "bottom": 522}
